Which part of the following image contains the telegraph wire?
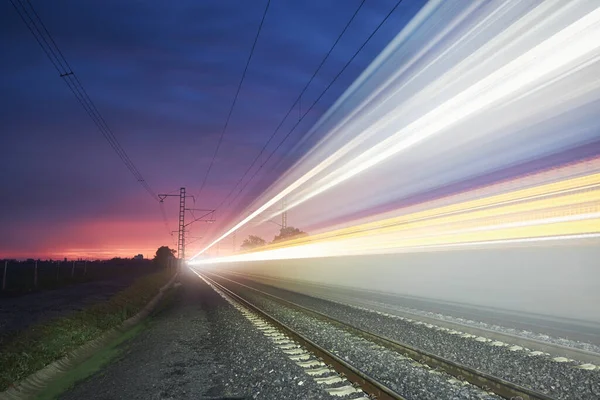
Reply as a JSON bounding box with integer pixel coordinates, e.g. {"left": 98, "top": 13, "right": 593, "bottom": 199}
{"left": 159, "top": 202, "right": 173, "bottom": 238}
{"left": 10, "top": 0, "right": 159, "bottom": 201}
{"left": 193, "top": 0, "right": 271, "bottom": 201}
{"left": 200, "top": 0, "right": 368, "bottom": 243}
{"left": 211, "top": 0, "right": 367, "bottom": 215}
{"left": 204, "top": 0, "right": 405, "bottom": 243}
{"left": 233, "top": 0, "right": 405, "bottom": 204}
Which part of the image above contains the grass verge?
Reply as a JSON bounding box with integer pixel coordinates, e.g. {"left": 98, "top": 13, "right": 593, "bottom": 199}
{"left": 0, "top": 269, "right": 174, "bottom": 392}
{"left": 35, "top": 321, "right": 147, "bottom": 400}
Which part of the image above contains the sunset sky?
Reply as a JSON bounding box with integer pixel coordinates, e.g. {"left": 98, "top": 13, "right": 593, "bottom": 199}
{"left": 0, "top": 0, "right": 425, "bottom": 259}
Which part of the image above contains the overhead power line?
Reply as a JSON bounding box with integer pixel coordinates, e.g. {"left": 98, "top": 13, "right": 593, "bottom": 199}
{"left": 231, "top": 0, "right": 405, "bottom": 205}
{"left": 200, "top": 0, "right": 368, "bottom": 242}
{"left": 10, "top": 0, "right": 158, "bottom": 201}
{"left": 211, "top": 0, "right": 367, "bottom": 215}
{"left": 159, "top": 202, "right": 173, "bottom": 237}
{"left": 203, "top": 0, "right": 405, "bottom": 243}
{"left": 194, "top": 0, "right": 271, "bottom": 201}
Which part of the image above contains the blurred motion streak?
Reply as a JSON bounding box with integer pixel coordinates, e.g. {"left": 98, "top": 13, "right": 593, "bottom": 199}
{"left": 191, "top": 0, "right": 600, "bottom": 260}
{"left": 189, "top": 164, "right": 600, "bottom": 264}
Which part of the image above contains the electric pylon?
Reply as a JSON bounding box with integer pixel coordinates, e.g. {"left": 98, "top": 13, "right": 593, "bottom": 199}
{"left": 281, "top": 197, "right": 287, "bottom": 229}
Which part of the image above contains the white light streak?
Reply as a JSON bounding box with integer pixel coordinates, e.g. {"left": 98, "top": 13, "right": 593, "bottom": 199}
{"left": 188, "top": 234, "right": 600, "bottom": 266}
{"left": 191, "top": 1, "right": 600, "bottom": 260}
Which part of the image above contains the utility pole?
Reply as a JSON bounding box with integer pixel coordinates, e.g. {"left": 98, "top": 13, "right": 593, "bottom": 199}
{"left": 3, "top": 261, "right": 7, "bottom": 291}
{"left": 178, "top": 187, "right": 185, "bottom": 261}
{"left": 281, "top": 197, "right": 287, "bottom": 229}
{"left": 34, "top": 260, "right": 38, "bottom": 288}
{"left": 159, "top": 188, "right": 190, "bottom": 269}
{"left": 159, "top": 188, "right": 215, "bottom": 268}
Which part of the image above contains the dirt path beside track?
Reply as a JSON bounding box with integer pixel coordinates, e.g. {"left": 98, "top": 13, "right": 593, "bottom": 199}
{"left": 59, "top": 268, "right": 336, "bottom": 400}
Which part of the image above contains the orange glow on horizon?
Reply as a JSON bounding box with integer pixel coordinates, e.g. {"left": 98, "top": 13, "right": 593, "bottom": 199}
{"left": 0, "top": 218, "right": 174, "bottom": 260}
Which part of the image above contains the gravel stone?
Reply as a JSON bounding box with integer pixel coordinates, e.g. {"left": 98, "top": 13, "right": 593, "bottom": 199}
{"left": 214, "top": 274, "right": 600, "bottom": 400}
{"left": 221, "top": 280, "right": 500, "bottom": 400}
{"left": 60, "top": 269, "right": 339, "bottom": 400}
{"left": 397, "top": 308, "right": 600, "bottom": 354}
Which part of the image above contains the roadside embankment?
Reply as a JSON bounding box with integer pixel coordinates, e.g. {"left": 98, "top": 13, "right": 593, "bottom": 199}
{"left": 0, "top": 268, "right": 176, "bottom": 393}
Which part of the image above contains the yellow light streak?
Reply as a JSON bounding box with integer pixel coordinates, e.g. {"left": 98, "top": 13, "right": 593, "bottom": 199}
{"left": 188, "top": 173, "right": 600, "bottom": 265}
{"left": 257, "top": 174, "right": 600, "bottom": 250}
{"left": 189, "top": 2, "right": 600, "bottom": 261}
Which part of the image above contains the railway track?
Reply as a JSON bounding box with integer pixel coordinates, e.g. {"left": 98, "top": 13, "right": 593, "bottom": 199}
{"left": 196, "top": 270, "right": 396, "bottom": 399}
{"left": 199, "top": 270, "right": 554, "bottom": 400}
{"left": 223, "top": 270, "right": 600, "bottom": 358}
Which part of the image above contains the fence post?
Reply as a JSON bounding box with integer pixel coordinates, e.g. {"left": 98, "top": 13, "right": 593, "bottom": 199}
{"left": 56, "top": 261, "right": 60, "bottom": 282}
{"left": 71, "top": 261, "right": 75, "bottom": 278}
{"left": 34, "top": 260, "right": 38, "bottom": 288}
{"left": 2, "top": 261, "right": 7, "bottom": 291}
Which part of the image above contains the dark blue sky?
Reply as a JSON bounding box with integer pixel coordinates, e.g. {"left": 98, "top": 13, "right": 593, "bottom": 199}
{"left": 0, "top": 0, "right": 425, "bottom": 258}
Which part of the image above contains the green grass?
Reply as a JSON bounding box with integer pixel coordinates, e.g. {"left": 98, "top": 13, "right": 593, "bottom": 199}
{"left": 36, "top": 322, "right": 147, "bottom": 400}
{"left": 0, "top": 269, "right": 174, "bottom": 392}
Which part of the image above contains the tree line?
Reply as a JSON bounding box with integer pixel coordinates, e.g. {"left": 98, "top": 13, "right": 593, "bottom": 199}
{"left": 151, "top": 225, "right": 308, "bottom": 260}
{"left": 240, "top": 226, "right": 307, "bottom": 251}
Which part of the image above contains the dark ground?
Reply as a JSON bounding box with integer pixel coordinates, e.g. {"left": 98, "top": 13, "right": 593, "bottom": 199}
{"left": 0, "top": 278, "right": 138, "bottom": 335}
{"left": 59, "top": 268, "right": 336, "bottom": 400}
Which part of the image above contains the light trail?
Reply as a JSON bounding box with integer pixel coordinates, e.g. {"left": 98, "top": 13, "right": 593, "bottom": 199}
{"left": 263, "top": 2, "right": 600, "bottom": 221}
{"left": 188, "top": 171, "right": 600, "bottom": 265}
{"left": 191, "top": 1, "right": 600, "bottom": 260}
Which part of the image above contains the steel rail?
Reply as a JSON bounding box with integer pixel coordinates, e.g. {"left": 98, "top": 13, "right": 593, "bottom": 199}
{"left": 224, "top": 270, "right": 600, "bottom": 365}
{"left": 197, "top": 271, "right": 405, "bottom": 400}
{"left": 204, "top": 270, "right": 555, "bottom": 400}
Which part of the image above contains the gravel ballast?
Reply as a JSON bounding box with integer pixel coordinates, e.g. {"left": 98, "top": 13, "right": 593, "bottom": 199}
{"left": 217, "top": 277, "right": 501, "bottom": 400}
{"left": 212, "top": 273, "right": 600, "bottom": 400}
{"left": 61, "top": 269, "right": 340, "bottom": 400}
{"left": 240, "top": 274, "right": 600, "bottom": 351}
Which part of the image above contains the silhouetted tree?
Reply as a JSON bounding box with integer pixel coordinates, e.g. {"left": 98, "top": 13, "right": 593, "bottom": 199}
{"left": 153, "top": 246, "right": 176, "bottom": 268}
{"left": 240, "top": 235, "right": 267, "bottom": 251}
{"left": 272, "top": 226, "right": 307, "bottom": 243}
